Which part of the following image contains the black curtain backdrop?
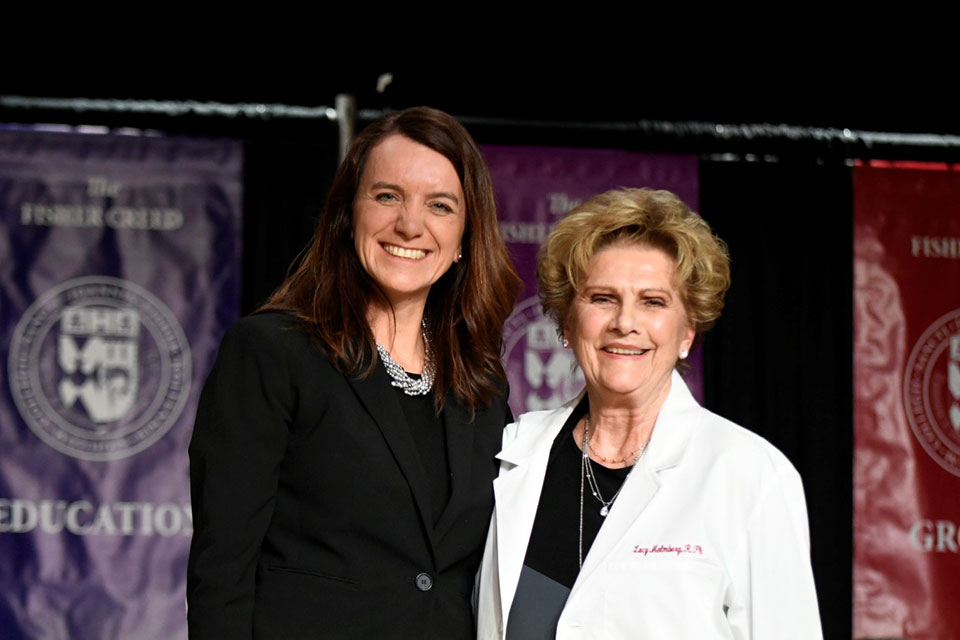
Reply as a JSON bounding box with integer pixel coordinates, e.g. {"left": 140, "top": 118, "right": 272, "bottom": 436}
{"left": 241, "top": 133, "right": 339, "bottom": 312}
{"left": 701, "top": 160, "right": 854, "bottom": 639}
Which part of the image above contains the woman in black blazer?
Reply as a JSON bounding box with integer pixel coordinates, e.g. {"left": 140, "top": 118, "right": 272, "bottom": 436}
{"left": 186, "top": 107, "right": 520, "bottom": 639}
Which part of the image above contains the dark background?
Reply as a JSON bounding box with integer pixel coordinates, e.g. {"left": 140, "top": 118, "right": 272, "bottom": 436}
{"left": 4, "top": 67, "right": 956, "bottom": 639}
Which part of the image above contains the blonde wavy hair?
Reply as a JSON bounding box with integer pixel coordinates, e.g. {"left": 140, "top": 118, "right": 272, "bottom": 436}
{"left": 537, "top": 188, "right": 731, "bottom": 339}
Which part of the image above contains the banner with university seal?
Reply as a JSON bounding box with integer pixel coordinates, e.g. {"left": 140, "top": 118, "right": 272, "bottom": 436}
{"left": 853, "top": 162, "right": 960, "bottom": 639}
{"left": 482, "top": 146, "right": 699, "bottom": 416}
{"left": 0, "top": 128, "right": 242, "bottom": 640}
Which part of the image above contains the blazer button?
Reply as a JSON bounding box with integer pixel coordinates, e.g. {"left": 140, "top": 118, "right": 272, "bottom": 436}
{"left": 415, "top": 572, "right": 433, "bottom": 591}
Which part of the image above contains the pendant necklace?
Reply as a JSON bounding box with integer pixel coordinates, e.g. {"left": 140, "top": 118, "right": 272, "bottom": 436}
{"left": 579, "top": 414, "right": 647, "bottom": 568}
{"left": 581, "top": 415, "right": 645, "bottom": 517}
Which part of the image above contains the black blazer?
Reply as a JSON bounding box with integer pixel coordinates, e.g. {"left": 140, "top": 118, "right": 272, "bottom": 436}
{"left": 187, "top": 312, "right": 509, "bottom": 639}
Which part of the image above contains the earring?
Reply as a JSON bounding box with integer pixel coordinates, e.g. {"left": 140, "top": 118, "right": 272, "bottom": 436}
{"left": 456, "top": 251, "right": 462, "bottom": 261}
{"left": 679, "top": 348, "right": 689, "bottom": 359}
{"left": 562, "top": 338, "right": 569, "bottom": 348}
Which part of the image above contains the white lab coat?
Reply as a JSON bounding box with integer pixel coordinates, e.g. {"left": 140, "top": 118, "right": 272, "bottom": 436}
{"left": 476, "top": 371, "right": 822, "bottom": 639}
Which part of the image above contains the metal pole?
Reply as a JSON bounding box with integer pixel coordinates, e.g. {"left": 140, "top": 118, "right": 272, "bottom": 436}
{"left": 0, "top": 95, "right": 337, "bottom": 120}
{"left": 335, "top": 94, "right": 357, "bottom": 163}
{"left": 5, "top": 94, "right": 960, "bottom": 159}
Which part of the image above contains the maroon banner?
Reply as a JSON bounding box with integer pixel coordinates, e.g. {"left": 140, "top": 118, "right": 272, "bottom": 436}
{"left": 481, "top": 146, "right": 699, "bottom": 417}
{"left": 853, "top": 162, "right": 960, "bottom": 639}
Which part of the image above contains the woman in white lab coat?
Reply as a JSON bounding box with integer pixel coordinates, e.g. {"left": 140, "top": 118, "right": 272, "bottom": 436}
{"left": 476, "top": 188, "right": 822, "bottom": 639}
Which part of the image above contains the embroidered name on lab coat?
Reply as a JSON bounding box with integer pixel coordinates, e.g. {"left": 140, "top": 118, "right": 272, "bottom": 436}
{"left": 632, "top": 544, "right": 703, "bottom": 556}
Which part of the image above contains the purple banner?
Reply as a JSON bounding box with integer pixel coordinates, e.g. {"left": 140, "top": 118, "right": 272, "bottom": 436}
{"left": 482, "top": 146, "right": 700, "bottom": 416}
{"left": 0, "top": 129, "right": 242, "bottom": 640}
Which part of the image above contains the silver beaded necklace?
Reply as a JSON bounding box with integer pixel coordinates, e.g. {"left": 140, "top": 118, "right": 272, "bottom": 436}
{"left": 376, "top": 320, "right": 434, "bottom": 396}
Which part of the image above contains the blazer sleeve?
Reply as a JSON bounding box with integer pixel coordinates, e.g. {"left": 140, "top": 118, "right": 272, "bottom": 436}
{"left": 186, "top": 317, "right": 295, "bottom": 640}
{"left": 728, "top": 461, "right": 824, "bottom": 639}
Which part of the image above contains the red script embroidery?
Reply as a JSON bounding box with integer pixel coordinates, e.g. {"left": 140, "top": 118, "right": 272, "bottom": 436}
{"left": 632, "top": 543, "right": 703, "bottom": 556}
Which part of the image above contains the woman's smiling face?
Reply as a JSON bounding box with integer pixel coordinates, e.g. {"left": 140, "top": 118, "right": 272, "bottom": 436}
{"left": 565, "top": 242, "right": 695, "bottom": 406}
{"left": 353, "top": 134, "right": 465, "bottom": 308}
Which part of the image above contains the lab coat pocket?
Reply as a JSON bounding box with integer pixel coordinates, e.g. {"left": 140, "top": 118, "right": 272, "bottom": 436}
{"left": 600, "top": 556, "right": 734, "bottom": 639}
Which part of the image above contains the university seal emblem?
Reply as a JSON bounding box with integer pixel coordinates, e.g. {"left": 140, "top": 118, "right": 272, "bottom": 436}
{"left": 503, "top": 296, "right": 584, "bottom": 416}
{"left": 903, "top": 308, "right": 960, "bottom": 477}
{"left": 8, "top": 276, "right": 191, "bottom": 461}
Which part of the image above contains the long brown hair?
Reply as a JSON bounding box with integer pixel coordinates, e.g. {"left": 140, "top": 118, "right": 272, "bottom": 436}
{"left": 261, "top": 107, "right": 520, "bottom": 413}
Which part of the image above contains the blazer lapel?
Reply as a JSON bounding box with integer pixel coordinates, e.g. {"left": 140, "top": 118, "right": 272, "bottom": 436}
{"left": 433, "top": 395, "right": 476, "bottom": 539}
{"left": 346, "top": 362, "right": 437, "bottom": 552}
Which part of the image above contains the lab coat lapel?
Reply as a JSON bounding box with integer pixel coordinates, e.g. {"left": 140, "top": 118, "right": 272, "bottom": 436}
{"left": 493, "top": 402, "right": 576, "bottom": 624}
{"left": 347, "top": 362, "right": 436, "bottom": 551}
{"left": 570, "top": 372, "right": 701, "bottom": 596}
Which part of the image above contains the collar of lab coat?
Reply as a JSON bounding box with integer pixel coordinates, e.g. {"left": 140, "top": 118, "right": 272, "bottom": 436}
{"left": 497, "top": 370, "right": 700, "bottom": 470}
{"left": 493, "top": 370, "right": 703, "bottom": 619}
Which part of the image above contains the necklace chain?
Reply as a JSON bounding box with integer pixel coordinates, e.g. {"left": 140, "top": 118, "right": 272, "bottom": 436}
{"left": 583, "top": 415, "right": 644, "bottom": 515}
{"left": 376, "top": 320, "right": 434, "bottom": 396}
{"left": 587, "top": 437, "right": 642, "bottom": 465}
{"left": 579, "top": 413, "right": 647, "bottom": 568}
